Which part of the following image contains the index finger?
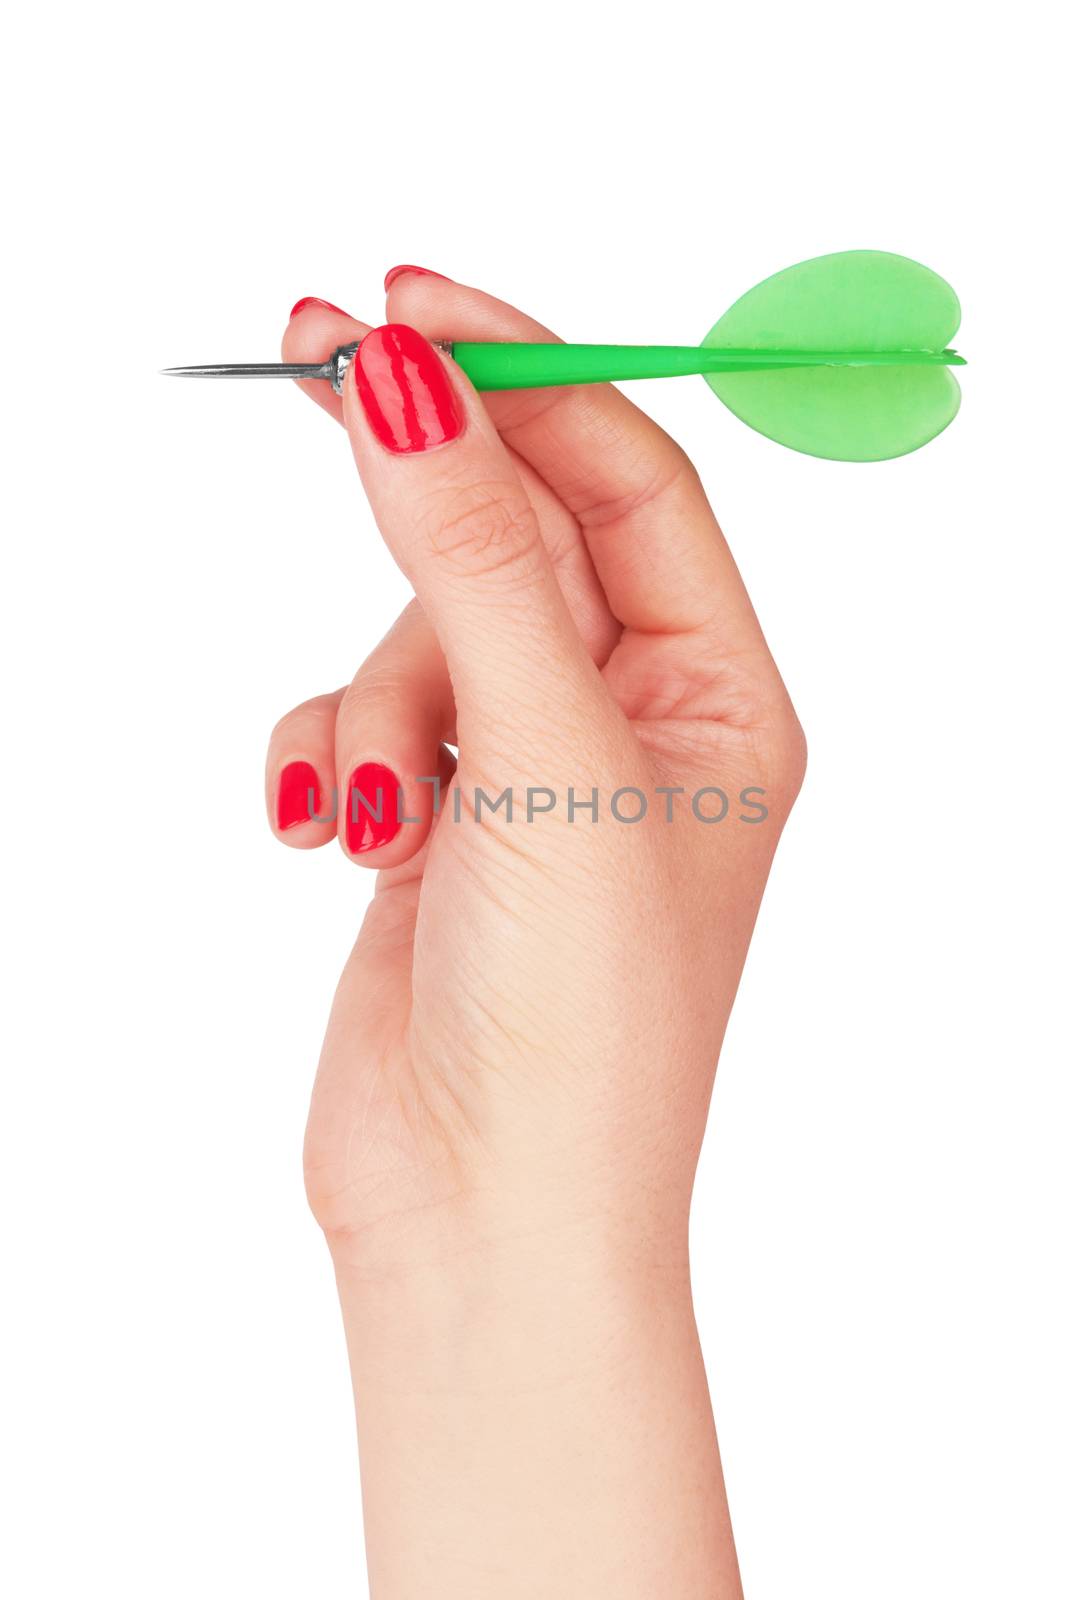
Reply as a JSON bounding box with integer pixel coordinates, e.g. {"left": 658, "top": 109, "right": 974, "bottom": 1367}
{"left": 281, "top": 297, "right": 370, "bottom": 420}
{"left": 385, "top": 268, "right": 765, "bottom": 655}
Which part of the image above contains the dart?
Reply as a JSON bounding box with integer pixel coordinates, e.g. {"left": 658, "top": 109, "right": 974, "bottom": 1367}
{"left": 162, "top": 250, "right": 964, "bottom": 462}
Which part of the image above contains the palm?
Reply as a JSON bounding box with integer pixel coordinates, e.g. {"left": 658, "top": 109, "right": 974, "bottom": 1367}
{"left": 307, "top": 598, "right": 786, "bottom": 1258}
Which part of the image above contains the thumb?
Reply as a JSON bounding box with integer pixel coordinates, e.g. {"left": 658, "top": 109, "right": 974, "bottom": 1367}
{"left": 341, "top": 324, "right": 614, "bottom": 770}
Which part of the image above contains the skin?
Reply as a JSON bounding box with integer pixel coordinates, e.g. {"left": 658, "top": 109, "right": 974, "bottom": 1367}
{"left": 265, "top": 271, "right": 806, "bottom": 1598}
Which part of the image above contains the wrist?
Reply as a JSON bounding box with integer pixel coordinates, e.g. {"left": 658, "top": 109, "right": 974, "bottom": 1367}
{"left": 328, "top": 1211, "right": 738, "bottom": 1600}
{"left": 329, "top": 1205, "right": 695, "bottom": 1392}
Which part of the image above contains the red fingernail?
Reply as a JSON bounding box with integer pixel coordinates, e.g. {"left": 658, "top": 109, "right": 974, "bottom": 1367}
{"left": 383, "top": 264, "right": 449, "bottom": 292}
{"left": 289, "top": 296, "right": 349, "bottom": 318}
{"left": 354, "top": 324, "right": 463, "bottom": 455}
{"left": 277, "top": 761, "right": 322, "bottom": 830}
{"left": 346, "top": 763, "right": 403, "bottom": 854}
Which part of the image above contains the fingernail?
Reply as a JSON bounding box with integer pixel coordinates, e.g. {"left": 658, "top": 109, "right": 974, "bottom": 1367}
{"left": 277, "top": 761, "right": 322, "bottom": 830}
{"left": 354, "top": 324, "right": 463, "bottom": 455}
{"left": 289, "top": 296, "right": 349, "bottom": 319}
{"left": 346, "top": 763, "right": 403, "bottom": 854}
{"left": 383, "top": 264, "right": 449, "bottom": 292}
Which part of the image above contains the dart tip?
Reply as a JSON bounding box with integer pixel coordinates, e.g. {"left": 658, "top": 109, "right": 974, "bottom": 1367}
{"left": 159, "top": 358, "right": 340, "bottom": 383}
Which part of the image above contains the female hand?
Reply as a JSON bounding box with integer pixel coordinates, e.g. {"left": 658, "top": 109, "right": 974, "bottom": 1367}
{"left": 266, "top": 269, "right": 805, "bottom": 1599}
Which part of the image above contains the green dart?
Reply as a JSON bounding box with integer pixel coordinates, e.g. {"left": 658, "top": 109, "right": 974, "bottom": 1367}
{"left": 162, "top": 250, "right": 964, "bottom": 463}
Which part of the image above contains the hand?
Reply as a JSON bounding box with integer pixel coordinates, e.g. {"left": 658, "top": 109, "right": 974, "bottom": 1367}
{"left": 266, "top": 270, "right": 805, "bottom": 1598}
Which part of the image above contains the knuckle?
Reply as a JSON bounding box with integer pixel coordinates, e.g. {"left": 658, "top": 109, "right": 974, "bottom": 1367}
{"left": 347, "top": 661, "right": 406, "bottom": 705}
{"left": 420, "top": 479, "right": 543, "bottom": 585}
{"left": 341, "top": 660, "right": 416, "bottom": 725}
{"left": 270, "top": 694, "right": 338, "bottom": 746}
{"left": 764, "top": 703, "right": 807, "bottom": 798}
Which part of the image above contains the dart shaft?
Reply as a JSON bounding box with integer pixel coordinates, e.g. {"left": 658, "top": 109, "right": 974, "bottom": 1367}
{"left": 163, "top": 342, "right": 965, "bottom": 395}
{"left": 451, "top": 342, "right": 965, "bottom": 391}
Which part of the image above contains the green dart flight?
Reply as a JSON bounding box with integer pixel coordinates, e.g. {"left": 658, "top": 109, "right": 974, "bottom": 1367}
{"left": 163, "top": 249, "right": 965, "bottom": 463}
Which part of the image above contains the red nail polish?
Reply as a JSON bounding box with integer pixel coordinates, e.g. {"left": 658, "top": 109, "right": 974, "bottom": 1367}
{"left": 289, "top": 296, "right": 349, "bottom": 319}
{"left": 277, "top": 761, "right": 321, "bottom": 830}
{"left": 346, "top": 763, "right": 403, "bottom": 854}
{"left": 354, "top": 324, "right": 463, "bottom": 455}
{"left": 383, "top": 264, "right": 449, "bottom": 292}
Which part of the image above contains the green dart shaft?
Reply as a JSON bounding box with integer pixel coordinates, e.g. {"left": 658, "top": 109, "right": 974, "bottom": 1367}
{"left": 451, "top": 341, "right": 965, "bottom": 391}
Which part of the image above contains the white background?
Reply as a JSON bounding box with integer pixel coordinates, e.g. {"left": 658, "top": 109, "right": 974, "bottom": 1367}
{"left": 3, "top": 3, "right": 1063, "bottom": 1595}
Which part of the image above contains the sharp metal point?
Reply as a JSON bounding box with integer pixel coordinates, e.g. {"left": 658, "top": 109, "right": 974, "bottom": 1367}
{"left": 160, "top": 361, "right": 335, "bottom": 381}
